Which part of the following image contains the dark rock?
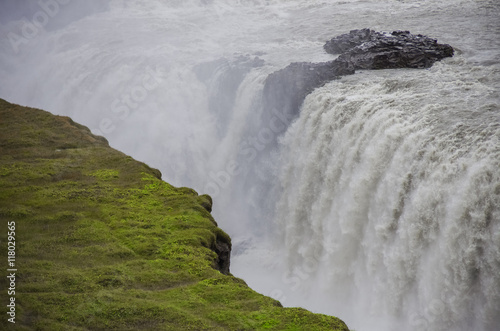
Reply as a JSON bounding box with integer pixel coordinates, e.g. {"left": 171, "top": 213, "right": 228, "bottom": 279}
{"left": 263, "top": 58, "right": 354, "bottom": 121}
{"left": 324, "top": 27, "right": 374, "bottom": 54}
{"left": 213, "top": 235, "right": 231, "bottom": 275}
{"left": 325, "top": 28, "right": 454, "bottom": 70}
{"left": 262, "top": 28, "right": 454, "bottom": 127}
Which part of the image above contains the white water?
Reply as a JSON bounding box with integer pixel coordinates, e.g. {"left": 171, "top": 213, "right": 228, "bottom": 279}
{"left": 272, "top": 64, "right": 500, "bottom": 330}
{"left": 1, "top": 1, "right": 499, "bottom": 330}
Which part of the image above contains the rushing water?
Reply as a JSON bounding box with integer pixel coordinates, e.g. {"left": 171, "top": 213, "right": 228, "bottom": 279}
{"left": 1, "top": 1, "right": 499, "bottom": 330}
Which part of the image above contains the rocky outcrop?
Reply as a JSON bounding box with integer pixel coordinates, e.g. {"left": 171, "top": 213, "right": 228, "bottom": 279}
{"left": 263, "top": 28, "right": 454, "bottom": 120}
{"left": 213, "top": 235, "right": 231, "bottom": 275}
{"left": 325, "top": 28, "right": 454, "bottom": 70}
{"left": 262, "top": 59, "right": 354, "bottom": 124}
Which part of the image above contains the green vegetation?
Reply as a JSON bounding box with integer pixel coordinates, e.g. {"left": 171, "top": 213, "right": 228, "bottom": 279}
{"left": 0, "top": 98, "right": 349, "bottom": 330}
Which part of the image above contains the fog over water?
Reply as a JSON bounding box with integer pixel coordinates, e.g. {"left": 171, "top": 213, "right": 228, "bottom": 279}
{"left": 1, "top": 1, "right": 499, "bottom": 330}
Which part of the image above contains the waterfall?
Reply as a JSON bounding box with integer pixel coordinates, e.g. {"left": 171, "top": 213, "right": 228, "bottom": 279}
{"left": 274, "top": 63, "right": 500, "bottom": 330}
{"left": 1, "top": 1, "right": 499, "bottom": 330}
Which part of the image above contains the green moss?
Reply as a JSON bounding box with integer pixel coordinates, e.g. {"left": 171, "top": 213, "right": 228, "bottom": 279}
{"left": 0, "top": 98, "right": 349, "bottom": 330}
{"left": 89, "top": 169, "right": 120, "bottom": 180}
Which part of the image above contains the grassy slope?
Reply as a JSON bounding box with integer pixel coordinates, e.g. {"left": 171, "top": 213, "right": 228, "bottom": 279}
{"left": 0, "top": 98, "right": 349, "bottom": 330}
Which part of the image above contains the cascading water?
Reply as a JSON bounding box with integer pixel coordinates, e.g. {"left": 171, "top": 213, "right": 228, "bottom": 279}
{"left": 273, "top": 63, "right": 500, "bottom": 330}
{"left": 1, "top": 0, "right": 499, "bottom": 330}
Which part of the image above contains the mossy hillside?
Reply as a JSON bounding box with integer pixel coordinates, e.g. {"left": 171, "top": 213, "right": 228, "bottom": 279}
{"left": 0, "top": 98, "right": 349, "bottom": 330}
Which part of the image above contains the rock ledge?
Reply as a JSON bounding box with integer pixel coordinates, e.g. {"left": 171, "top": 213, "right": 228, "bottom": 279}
{"left": 263, "top": 28, "right": 454, "bottom": 120}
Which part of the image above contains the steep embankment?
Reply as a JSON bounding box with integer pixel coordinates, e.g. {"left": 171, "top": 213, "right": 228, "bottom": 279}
{"left": 0, "top": 98, "right": 349, "bottom": 330}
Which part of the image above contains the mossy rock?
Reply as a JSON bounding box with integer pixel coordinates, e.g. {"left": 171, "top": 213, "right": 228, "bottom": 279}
{"left": 0, "top": 98, "right": 349, "bottom": 330}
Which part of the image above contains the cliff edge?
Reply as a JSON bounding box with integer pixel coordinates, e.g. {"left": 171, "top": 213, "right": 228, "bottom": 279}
{"left": 0, "top": 98, "right": 349, "bottom": 330}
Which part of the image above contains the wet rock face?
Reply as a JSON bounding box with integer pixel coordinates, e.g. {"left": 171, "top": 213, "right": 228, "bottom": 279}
{"left": 325, "top": 28, "right": 455, "bottom": 70}
{"left": 262, "top": 59, "right": 354, "bottom": 124}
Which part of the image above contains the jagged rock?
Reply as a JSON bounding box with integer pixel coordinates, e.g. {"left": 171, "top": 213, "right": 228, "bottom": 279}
{"left": 325, "top": 28, "right": 454, "bottom": 69}
{"left": 323, "top": 28, "right": 374, "bottom": 54}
